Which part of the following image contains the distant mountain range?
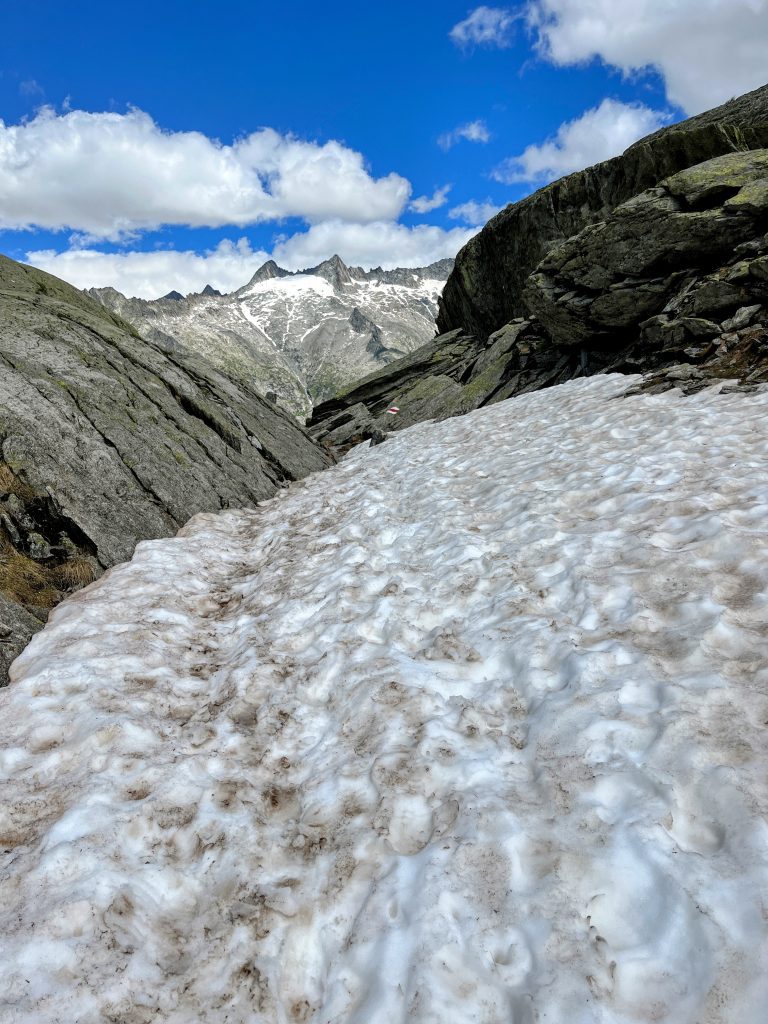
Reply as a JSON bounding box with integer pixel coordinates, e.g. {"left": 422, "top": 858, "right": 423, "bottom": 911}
{"left": 89, "top": 255, "right": 454, "bottom": 417}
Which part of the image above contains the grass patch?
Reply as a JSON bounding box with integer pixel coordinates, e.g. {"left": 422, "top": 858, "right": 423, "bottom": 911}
{"left": 0, "top": 542, "right": 59, "bottom": 608}
{"left": 51, "top": 558, "right": 95, "bottom": 589}
{"left": 0, "top": 463, "right": 36, "bottom": 502}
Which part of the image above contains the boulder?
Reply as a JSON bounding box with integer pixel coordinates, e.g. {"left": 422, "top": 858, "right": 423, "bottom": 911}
{"left": 525, "top": 151, "right": 768, "bottom": 346}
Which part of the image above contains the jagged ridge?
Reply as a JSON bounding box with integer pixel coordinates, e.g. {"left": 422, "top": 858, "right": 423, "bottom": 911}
{"left": 89, "top": 255, "right": 454, "bottom": 418}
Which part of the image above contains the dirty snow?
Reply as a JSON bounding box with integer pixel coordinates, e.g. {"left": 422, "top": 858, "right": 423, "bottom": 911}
{"left": 1, "top": 375, "right": 768, "bottom": 1023}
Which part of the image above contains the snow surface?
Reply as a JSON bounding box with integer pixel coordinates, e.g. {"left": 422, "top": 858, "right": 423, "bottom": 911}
{"left": 2, "top": 375, "right": 768, "bottom": 1023}
{"left": 242, "top": 274, "right": 337, "bottom": 299}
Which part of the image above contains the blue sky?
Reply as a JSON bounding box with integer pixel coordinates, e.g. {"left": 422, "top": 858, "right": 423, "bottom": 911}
{"left": 1, "top": 1, "right": 766, "bottom": 296}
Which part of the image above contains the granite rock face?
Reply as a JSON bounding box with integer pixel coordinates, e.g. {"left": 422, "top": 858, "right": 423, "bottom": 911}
{"left": 311, "top": 154, "right": 768, "bottom": 449}
{"left": 526, "top": 151, "right": 768, "bottom": 348}
{"left": 0, "top": 255, "right": 331, "bottom": 682}
{"left": 438, "top": 84, "right": 768, "bottom": 341}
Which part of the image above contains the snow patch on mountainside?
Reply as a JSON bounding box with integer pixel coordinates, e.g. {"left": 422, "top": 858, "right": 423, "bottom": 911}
{"left": 1, "top": 375, "right": 767, "bottom": 1023}
{"left": 89, "top": 258, "right": 452, "bottom": 417}
{"left": 241, "top": 274, "right": 337, "bottom": 299}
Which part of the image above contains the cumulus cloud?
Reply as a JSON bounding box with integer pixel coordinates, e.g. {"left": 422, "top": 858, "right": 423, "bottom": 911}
{"left": 450, "top": 6, "right": 516, "bottom": 48}
{"left": 493, "top": 98, "right": 668, "bottom": 184}
{"left": 448, "top": 200, "right": 503, "bottom": 226}
{"left": 0, "top": 107, "right": 411, "bottom": 239}
{"left": 438, "top": 119, "right": 491, "bottom": 150}
{"left": 272, "top": 220, "right": 477, "bottom": 271}
{"left": 526, "top": 0, "right": 768, "bottom": 114}
{"left": 26, "top": 223, "right": 477, "bottom": 299}
{"left": 409, "top": 184, "right": 452, "bottom": 213}
{"left": 26, "top": 238, "right": 271, "bottom": 299}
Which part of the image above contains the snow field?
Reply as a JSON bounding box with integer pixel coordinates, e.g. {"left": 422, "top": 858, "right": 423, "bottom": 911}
{"left": 1, "top": 375, "right": 767, "bottom": 1023}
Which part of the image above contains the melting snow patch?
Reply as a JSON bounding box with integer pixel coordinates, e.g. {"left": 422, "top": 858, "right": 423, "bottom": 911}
{"left": 1, "top": 375, "right": 768, "bottom": 1023}
{"left": 242, "top": 274, "right": 337, "bottom": 298}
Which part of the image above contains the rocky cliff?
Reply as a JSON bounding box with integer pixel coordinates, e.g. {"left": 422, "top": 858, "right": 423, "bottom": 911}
{"left": 311, "top": 88, "right": 768, "bottom": 449}
{"left": 437, "top": 83, "right": 768, "bottom": 341}
{"left": 0, "top": 255, "right": 331, "bottom": 682}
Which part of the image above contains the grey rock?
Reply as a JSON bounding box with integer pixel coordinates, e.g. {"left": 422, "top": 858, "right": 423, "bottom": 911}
{"left": 722, "top": 304, "right": 763, "bottom": 331}
{"left": 26, "top": 532, "right": 52, "bottom": 561}
{"left": 318, "top": 402, "right": 375, "bottom": 447}
{"left": 0, "top": 513, "right": 21, "bottom": 547}
{"left": 363, "top": 259, "right": 456, "bottom": 287}
{"left": 438, "top": 83, "right": 768, "bottom": 341}
{"left": 305, "top": 254, "right": 354, "bottom": 290}
{"left": 0, "top": 594, "right": 44, "bottom": 688}
{"left": 245, "top": 260, "right": 291, "bottom": 287}
{"left": 525, "top": 151, "right": 768, "bottom": 347}
{"left": 3, "top": 494, "right": 36, "bottom": 531}
{"left": 688, "top": 279, "right": 746, "bottom": 317}
{"left": 666, "top": 364, "right": 705, "bottom": 380}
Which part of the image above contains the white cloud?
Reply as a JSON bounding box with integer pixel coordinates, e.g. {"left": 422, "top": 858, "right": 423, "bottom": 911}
{"left": 438, "top": 120, "right": 491, "bottom": 150}
{"left": 26, "top": 238, "right": 270, "bottom": 299}
{"left": 19, "top": 79, "right": 44, "bottom": 98}
{"left": 0, "top": 107, "right": 411, "bottom": 239}
{"left": 409, "top": 184, "right": 452, "bottom": 213}
{"left": 448, "top": 200, "right": 503, "bottom": 226}
{"left": 26, "top": 223, "right": 477, "bottom": 299}
{"left": 526, "top": 0, "right": 768, "bottom": 114}
{"left": 493, "top": 98, "right": 669, "bottom": 184}
{"left": 272, "top": 220, "right": 477, "bottom": 271}
{"left": 450, "top": 6, "right": 516, "bottom": 48}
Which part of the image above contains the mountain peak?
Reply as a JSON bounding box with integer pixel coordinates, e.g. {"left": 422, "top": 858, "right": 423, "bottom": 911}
{"left": 246, "top": 259, "right": 291, "bottom": 287}
{"left": 306, "top": 254, "right": 352, "bottom": 289}
{"left": 358, "top": 259, "right": 455, "bottom": 287}
{"left": 201, "top": 284, "right": 222, "bottom": 297}
{"left": 161, "top": 290, "right": 185, "bottom": 301}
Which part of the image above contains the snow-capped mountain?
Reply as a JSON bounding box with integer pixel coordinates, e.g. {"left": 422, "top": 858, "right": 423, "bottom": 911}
{"left": 89, "top": 256, "right": 453, "bottom": 418}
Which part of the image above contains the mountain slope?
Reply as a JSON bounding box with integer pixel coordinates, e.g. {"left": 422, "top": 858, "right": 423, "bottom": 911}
{"left": 0, "top": 254, "right": 331, "bottom": 682}
{"left": 90, "top": 257, "right": 453, "bottom": 417}
{"left": 2, "top": 375, "right": 767, "bottom": 1023}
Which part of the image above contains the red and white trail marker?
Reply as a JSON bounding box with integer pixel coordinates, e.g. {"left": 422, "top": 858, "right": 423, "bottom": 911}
{"left": 386, "top": 405, "right": 400, "bottom": 415}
